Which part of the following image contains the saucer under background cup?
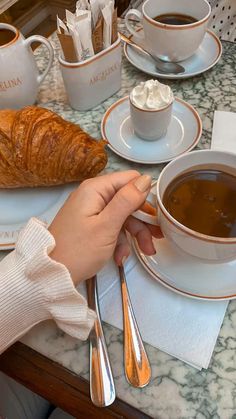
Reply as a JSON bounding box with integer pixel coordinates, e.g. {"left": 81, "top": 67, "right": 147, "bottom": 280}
{"left": 124, "top": 30, "right": 222, "bottom": 80}
{"left": 101, "top": 96, "right": 202, "bottom": 164}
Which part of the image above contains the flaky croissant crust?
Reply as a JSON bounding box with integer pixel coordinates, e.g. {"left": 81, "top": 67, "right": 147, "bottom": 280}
{"left": 0, "top": 106, "right": 107, "bottom": 188}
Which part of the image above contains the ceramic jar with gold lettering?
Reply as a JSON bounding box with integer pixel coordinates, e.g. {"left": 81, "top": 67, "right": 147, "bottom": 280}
{"left": 59, "top": 34, "right": 121, "bottom": 111}
{"left": 0, "top": 23, "right": 54, "bottom": 109}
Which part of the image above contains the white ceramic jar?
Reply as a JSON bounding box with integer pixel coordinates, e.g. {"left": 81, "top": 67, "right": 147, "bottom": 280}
{"left": 59, "top": 35, "right": 122, "bottom": 111}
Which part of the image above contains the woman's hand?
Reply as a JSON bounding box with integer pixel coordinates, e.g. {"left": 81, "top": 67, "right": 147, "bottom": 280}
{"left": 49, "top": 171, "right": 162, "bottom": 285}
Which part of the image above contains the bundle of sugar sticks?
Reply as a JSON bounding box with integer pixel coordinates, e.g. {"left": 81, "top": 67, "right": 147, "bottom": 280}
{"left": 57, "top": 0, "right": 118, "bottom": 62}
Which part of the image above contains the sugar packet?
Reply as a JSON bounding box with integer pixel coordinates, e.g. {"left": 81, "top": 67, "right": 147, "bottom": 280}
{"left": 76, "top": 12, "right": 94, "bottom": 58}
{"left": 102, "top": 1, "right": 113, "bottom": 48}
{"left": 92, "top": 15, "right": 103, "bottom": 53}
{"left": 57, "top": 15, "right": 78, "bottom": 62}
{"left": 57, "top": 0, "right": 117, "bottom": 63}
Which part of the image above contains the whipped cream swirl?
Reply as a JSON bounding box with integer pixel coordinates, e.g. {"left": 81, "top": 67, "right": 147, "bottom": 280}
{"left": 130, "top": 79, "right": 174, "bottom": 110}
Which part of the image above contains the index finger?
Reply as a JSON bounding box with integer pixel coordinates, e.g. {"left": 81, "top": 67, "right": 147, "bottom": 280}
{"left": 78, "top": 170, "right": 142, "bottom": 214}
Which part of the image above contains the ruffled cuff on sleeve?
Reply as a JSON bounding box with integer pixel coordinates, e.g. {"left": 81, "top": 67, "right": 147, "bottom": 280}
{"left": 0, "top": 217, "right": 97, "bottom": 354}
{"left": 19, "top": 218, "right": 96, "bottom": 340}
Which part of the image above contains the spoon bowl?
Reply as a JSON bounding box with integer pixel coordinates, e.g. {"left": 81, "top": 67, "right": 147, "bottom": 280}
{"left": 120, "top": 32, "right": 185, "bottom": 75}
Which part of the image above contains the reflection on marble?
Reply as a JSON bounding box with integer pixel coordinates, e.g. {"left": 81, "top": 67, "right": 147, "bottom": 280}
{"left": 16, "top": 28, "right": 236, "bottom": 418}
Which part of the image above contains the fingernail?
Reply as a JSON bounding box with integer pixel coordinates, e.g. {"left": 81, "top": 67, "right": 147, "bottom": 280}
{"left": 134, "top": 175, "right": 152, "bottom": 193}
{"left": 121, "top": 256, "right": 128, "bottom": 266}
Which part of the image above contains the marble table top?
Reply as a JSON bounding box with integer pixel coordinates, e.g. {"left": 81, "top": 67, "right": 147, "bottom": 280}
{"left": 6, "top": 29, "right": 236, "bottom": 418}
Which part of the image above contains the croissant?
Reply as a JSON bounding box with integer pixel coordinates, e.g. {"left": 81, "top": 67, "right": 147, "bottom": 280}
{"left": 0, "top": 106, "right": 107, "bottom": 188}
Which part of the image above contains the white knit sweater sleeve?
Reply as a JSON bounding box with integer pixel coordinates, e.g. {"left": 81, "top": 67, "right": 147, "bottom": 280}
{"left": 0, "top": 218, "right": 96, "bottom": 354}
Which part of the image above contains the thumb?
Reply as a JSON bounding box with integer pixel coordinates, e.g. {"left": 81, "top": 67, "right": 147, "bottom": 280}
{"left": 101, "top": 175, "right": 152, "bottom": 232}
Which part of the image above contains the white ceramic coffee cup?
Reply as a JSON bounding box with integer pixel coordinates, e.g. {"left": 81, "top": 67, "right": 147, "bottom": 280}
{"left": 129, "top": 95, "right": 173, "bottom": 141}
{"left": 133, "top": 150, "right": 236, "bottom": 263}
{"left": 0, "top": 23, "right": 54, "bottom": 109}
{"left": 125, "top": 0, "right": 211, "bottom": 62}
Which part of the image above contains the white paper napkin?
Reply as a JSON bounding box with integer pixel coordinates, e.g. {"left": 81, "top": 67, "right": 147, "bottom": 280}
{"left": 97, "top": 258, "right": 227, "bottom": 370}
{"left": 96, "top": 110, "right": 236, "bottom": 370}
{"left": 212, "top": 111, "right": 236, "bottom": 152}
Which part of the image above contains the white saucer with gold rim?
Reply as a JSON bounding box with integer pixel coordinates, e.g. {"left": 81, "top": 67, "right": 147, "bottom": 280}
{"left": 101, "top": 96, "right": 202, "bottom": 164}
{"left": 133, "top": 237, "right": 236, "bottom": 301}
{"left": 124, "top": 29, "right": 222, "bottom": 80}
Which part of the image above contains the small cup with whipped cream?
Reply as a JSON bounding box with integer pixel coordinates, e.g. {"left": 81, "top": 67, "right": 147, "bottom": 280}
{"left": 129, "top": 79, "right": 174, "bottom": 141}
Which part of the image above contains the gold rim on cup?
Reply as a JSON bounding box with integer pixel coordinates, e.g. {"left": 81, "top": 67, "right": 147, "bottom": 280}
{"left": 156, "top": 150, "right": 236, "bottom": 244}
{"left": 142, "top": 0, "right": 211, "bottom": 30}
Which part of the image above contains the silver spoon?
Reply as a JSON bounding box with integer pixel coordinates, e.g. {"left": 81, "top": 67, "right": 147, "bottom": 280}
{"left": 86, "top": 276, "right": 116, "bottom": 407}
{"left": 120, "top": 32, "right": 185, "bottom": 75}
{"left": 119, "top": 263, "right": 151, "bottom": 387}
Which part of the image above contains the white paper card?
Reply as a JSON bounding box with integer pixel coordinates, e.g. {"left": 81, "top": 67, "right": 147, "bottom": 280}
{"left": 211, "top": 111, "right": 236, "bottom": 152}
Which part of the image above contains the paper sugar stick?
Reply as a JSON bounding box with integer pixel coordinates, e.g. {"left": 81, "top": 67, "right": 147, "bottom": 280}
{"left": 76, "top": 12, "right": 94, "bottom": 57}
{"left": 57, "top": 15, "right": 69, "bottom": 34}
{"left": 67, "top": 22, "right": 83, "bottom": 61}
{"left": 92, "top": 15, "right": 103, "bottom": 53}
{"left": 98, "top": 0, "right": 110, "bottom": 9}
{"left": 66, "top": 9, "right": 76, "bottom": 25}
{"left": 57, "top": 33, "right": 78, "bottom": 62}
{"left": 76, "top": 0, "right": 90, "bottom": 10}
{"left": 90, "top": 0, "right": 101, "bottom": 28}
{"left": 102, "top": 3, "right": 112, "bottom": 48}
{"left": 111, "top": 8, "right": 118, "bottom": 44}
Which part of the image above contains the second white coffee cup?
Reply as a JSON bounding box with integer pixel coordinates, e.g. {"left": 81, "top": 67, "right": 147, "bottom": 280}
{"left": 125, "top": 0, "right": 211, "bottom": 62}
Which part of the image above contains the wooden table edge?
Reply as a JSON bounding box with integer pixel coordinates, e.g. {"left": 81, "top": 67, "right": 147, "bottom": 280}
{"left": 0, "top": 342, "right": 151, "bottom": 419}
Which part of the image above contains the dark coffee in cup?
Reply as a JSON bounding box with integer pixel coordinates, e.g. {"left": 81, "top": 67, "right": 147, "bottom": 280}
{"left": 163, "top": 167, "right": 236, "bottom": 238}
{"left": 154, "top": 13, "right": 197, "bottom": 25}
{"left": 0, "top": 28, "right": 16, "bottom": 47}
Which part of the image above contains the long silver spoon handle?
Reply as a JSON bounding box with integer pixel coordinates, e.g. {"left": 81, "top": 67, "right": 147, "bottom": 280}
{"left": 119, "top": 264, "right": 151, "bottom": 388}
{"left": 86, "top": 276, "right": 116, "bottom": 407}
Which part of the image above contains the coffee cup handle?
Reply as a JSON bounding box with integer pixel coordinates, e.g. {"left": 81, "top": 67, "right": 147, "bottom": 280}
{"left": 132, "top": 191, "right": 159, "bottom": 226}
{"left": 125, "top": 9, "right": 145, "bottom": 40}
{"left": 24, "top": 35, "right": 54, "bottom": 85}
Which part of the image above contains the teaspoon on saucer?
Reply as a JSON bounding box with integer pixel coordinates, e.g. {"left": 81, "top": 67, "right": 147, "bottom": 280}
{"left": 120, "top": 32, "right": 185, "bottom": 75}
{"left": 119, "top": 263, "right": 151, "bottom": 387}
